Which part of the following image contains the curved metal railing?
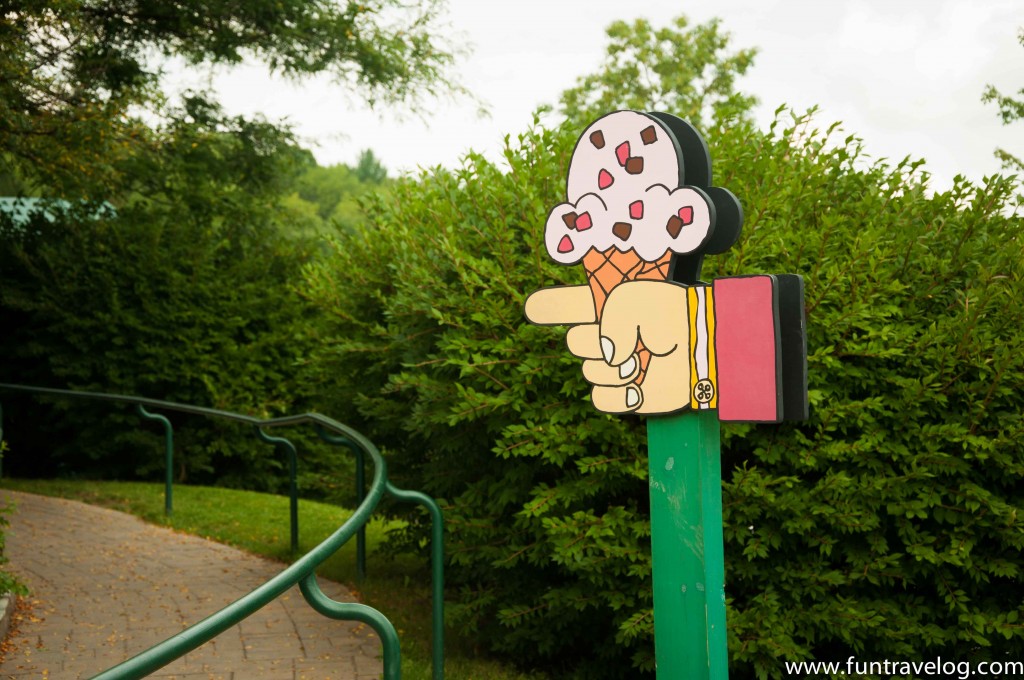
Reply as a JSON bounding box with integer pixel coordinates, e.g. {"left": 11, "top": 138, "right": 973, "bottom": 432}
{"left": 0, "top": 383, "right": 444, "bottom": 680}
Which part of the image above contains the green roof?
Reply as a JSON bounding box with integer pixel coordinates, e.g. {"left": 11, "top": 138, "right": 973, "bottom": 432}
{"left": 0, "top": 197, "right": 115, "bottom": 234}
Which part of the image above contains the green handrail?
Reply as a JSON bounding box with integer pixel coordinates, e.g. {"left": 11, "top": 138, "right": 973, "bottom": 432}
{"left": 0, "top": 382, "right": 445, "bottom": 680}
{"left": 2, "top": 384, "right": 334, "bottom": 555}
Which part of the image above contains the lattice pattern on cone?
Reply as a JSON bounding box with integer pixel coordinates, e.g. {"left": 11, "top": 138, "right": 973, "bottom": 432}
{"left": 583, "top": 248, "right": 673, "bottom": 385}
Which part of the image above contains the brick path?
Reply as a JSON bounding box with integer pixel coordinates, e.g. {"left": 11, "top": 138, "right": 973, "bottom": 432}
{"left": 0, "top": 490, "right": 383, "bottom": 679}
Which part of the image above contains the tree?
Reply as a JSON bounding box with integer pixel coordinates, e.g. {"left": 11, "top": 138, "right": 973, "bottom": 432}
{"left": 354, "top": 149, "right": 389, "bottom": 185}
{"left": 981, "top": 28, "right": 1024, "bottom": 172}
{"left": 558, "top": 15, "right": 757, "bottom": 133}
{"left": 0, "top": 100, "right": 327, "bottom": 486}
{"left": 0, "top": 0, "right": 457, "bottom": 485}
{"left": 0, "top": 0, "right": 461, "bottom": 196}
{"left": 292, "top": 151, "right": 390, "bottom": 231}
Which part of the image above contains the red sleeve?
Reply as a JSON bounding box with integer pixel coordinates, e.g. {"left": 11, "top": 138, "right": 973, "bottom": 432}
{"left": 711, "top": 276, "right": 783, "bottom": 423}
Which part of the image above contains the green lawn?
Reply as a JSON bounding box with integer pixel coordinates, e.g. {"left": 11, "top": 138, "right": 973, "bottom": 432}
{"left": 0, "top": 478, "right": 544, "bottom": 680}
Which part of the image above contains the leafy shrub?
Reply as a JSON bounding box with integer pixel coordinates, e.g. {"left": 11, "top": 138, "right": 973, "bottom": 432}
{"left": 0, "top": 109, "right": 332, "bottom": 490}
{"left": 301, "top": 107, "right": 1024, "bottom": 678}
{"left": 716, "top": 112, "right": 1024, "bottom": 675}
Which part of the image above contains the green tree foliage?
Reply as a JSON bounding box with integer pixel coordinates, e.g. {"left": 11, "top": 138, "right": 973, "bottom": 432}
{"left": 0, "top": 0, "right": 461, "bottom": 195}
{"left": 0, "top": 0, "right": 453, "bottom": 492}
{"left": 300, "top": 15, "right": 1024, "bottom": 679}
{"left": 0, "top": 104, "right": 324, "bottom": 486}
{"left": 982, "top": 28, "right": 1024, "bottom": 172}
{"left": 559, "top": 15, "right": 757, "bottom": 133}
{"left": 354, "top": 149, "right": 389, "bottom": 185}
{"left": 290, "top": 150, "right": 391, "bottom": 233}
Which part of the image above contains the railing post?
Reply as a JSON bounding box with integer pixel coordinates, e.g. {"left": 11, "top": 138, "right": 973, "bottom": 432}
{"left": 386, "top": 482, "right": 445, "bottom": 680}
{"left": 136, "top": 404, "right": 174, "bottom": 517}
{"left": 255, "top": 427, "right": 299, "bottom": 554}
{"left": 355, "top": 445, "right": 366, "bottom": 578}
{"left": 315, "top": 427, "right": 367, "bottom": 582}
{"left": 301, "top": 574, "right": 402, "bottom": 680}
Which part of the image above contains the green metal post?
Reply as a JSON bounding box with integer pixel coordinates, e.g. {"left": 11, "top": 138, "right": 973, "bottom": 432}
{"left": 314, "top": 428, "right": 368, "bottom": 582}
{"left": 0, "top": 401, "right": 4, "bottom": 480}
{"left": 137, "top": 404, "right": 174, "bottom": 517}
{"left": 255, "top": 428, "right": 299, "bottom": 554}
{"left": 300, "top": 573, "right": 401, "bottom": 680}
{"left": 386, "top": 482, "right": 445, "bottom": 680}
{"left": 646, "top": 409, "right": 728, "bottom": 679}
{"left": 354, "top": 445, "right": 367, "bottom": 581}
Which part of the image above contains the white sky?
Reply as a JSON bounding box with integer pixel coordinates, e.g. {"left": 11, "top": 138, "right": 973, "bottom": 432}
{"left": 171, "top": 0, "right": 1021, "bottom": 191}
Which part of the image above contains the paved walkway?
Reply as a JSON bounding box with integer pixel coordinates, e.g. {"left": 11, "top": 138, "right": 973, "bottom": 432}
{"left": 0, "top": 490, "right": 383, "bottom": 679}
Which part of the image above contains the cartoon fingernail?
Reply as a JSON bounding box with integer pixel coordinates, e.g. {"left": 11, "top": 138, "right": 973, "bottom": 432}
{"left": 626, "top": 386, "right": 640, "bottom": 408}
{"left": 601, "top": 337, "right": 615, "bottom": 363}
{"left": 619, "top": 355, "right": 637, "bottom": 379}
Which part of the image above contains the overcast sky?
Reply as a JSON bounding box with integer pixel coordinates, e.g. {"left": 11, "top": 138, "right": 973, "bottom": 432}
{"left": 171, "top": 0, "right": 1021, "bottom": 192}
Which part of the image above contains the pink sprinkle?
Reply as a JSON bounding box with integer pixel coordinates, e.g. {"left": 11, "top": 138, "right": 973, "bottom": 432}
{"left": 557, "top": 235, "right": 574, "bottom": 253}
{"left": 629, "top": 200, "right": 644, "bottom": 220}
{"left": 598, "top": 169, "right": 614, "bottom": 189}
{"left": 576, "top": 212, "right": 592, "bottom": 231}
{"left": 679, "top": 206, "right": 694, "bottom": 225}
{"left": 615, "top": 142, "right": 630, "bottom": 167}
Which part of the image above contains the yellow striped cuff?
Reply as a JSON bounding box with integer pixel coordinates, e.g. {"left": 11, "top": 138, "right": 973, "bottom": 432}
{"left": 687, "top": 286, "right": 718, "bottom": 410}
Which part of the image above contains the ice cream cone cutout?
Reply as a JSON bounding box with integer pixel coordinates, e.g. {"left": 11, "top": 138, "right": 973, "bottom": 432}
{"left": 525, "top": 110, "right": 809, "bottom": 421}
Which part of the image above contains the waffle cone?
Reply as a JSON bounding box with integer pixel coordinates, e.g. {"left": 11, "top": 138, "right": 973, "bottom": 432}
{"left": 582, "top": 248, "right": 673, "bottom": 385}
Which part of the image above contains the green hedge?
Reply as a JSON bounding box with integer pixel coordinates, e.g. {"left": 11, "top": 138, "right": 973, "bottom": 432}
{"left": 0, "top": 112, "right": 339, "bottom": 492}
{"left": 301, "top": 110, "right": 1024, "bottom": 678}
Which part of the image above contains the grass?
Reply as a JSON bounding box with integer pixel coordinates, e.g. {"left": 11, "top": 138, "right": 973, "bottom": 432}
{"left": 0, "top": 478, "right": 544, "bottom": 680}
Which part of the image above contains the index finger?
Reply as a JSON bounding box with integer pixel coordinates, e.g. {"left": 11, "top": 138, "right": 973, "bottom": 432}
{"left": 524, "top": 285, "right": 597, "bottom": 326}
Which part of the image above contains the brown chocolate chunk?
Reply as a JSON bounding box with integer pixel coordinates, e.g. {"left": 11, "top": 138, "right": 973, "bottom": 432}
{"left": 640, "top": 125, "right": 658, "bottom": 145}
{"left": 625, "top": 157, "right": 644, "bottom": 174}
{"left": 612, "top": 222, "right": 633, "bottom": 240}
{"left": 666, "top": 215, "right": 684, "bottom": 238}
{"left": 590, "top": 130, "right": 605, "bottom": 149}
{"left": 562, "top": 211, "right": 577, "bottom": 229}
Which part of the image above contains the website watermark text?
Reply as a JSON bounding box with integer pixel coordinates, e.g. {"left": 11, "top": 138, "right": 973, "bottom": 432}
{"left": 784, "top": 657, "right": 1024, "bottom": 679}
